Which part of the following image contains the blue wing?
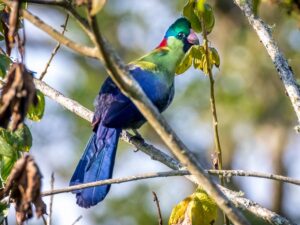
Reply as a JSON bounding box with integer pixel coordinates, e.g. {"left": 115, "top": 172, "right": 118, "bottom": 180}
{"left": 93, "top": 67, "right": 174, "bottom": 130}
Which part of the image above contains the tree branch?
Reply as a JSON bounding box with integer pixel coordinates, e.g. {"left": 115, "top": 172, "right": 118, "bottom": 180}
{"left": 41, "top": 168, "right": 300, "bottom": 196}
{"left": 42, "top": 170, "right": 188, "bottom": 196}
{"left": 3, "top": 0, "right": 99, "bottom": 58}
{"left": 220, "top": 186, "right": 295, "bottom": 225}
{"left": 207, "top": 169, "right": 300, "bottom": 186}
{"left": 34, "top": 78, "right": 295, "bottom": 225}
{"left": 233, "top": 0, "right": 300, "bottom": 128}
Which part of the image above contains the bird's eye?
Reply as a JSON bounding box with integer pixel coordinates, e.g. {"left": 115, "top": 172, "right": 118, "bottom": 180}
{"left": 177, "top": 32, "right": 186, "bottom": 40}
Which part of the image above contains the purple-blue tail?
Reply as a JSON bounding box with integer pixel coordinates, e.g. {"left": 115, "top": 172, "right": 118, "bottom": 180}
{"left": 69, "top": 124, "right": 121, "bottom": 208}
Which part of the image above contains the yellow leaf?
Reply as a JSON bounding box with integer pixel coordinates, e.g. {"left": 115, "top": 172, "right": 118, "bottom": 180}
{"left": 209, "top": 47, "right": 220, "bottom": 68}
{"left": 169, "top": 187, "right": 217, "bottom": 225}
{"left": 193, "top": 58, "right": 203, "bottom": 70}
{"left": 195, "top": 3, "right": 215, "bottom": 34}
{"left": 169, "top": 196, "right": 192, "bottom": 225}
{"left": 191, "top": 188, "right": 217, "bottom": 225}
{"left": 191, "top": 45, "right": 205, "bottom": 59}
{"left": 90, "top": 0, "right": 106, "bottom": 15}
{"left": 176, "top": 49, "right": 193, "bottom": 75}
{"left": 183, "top": 0, "right": 202, "bottom": 33}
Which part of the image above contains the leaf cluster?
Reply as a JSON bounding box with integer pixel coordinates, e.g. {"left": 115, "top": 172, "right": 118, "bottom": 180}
{"left": 176, "top": 45, "right": 220, "bottom": 75}
{"left": 0, "top": 6, "right": 46, "bottom": 224}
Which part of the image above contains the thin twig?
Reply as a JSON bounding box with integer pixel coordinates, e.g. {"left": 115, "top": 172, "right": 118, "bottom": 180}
{"left": 41, "top": 169, "right": 300, "bottom": 196}
{"left": 47, "top": 173, "right": 55, "bottom": 225}
{"left": 152, "top": 192, "right": 163, "bottom": 225}
{"left": 40, "top": 15, "right": 69, "bottom": 80}
{"left": 42, "top": 170, "right": 188, "bottom": 196}
{"left": 233, "top": 0, "right": 300, "bottom": 128}
{"left": 207, "top": 169, "right": 300, "bottom": 186}
{"left": 201, "top": 24, "right": 223, "bottom": 171}
{"left": 71, "top": 215, "right": 83, "bottom": 225}
{"left": 200, "top": 11, "right": 229, "bottom": 225}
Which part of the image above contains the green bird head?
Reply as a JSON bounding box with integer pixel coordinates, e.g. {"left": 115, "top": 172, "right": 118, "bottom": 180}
{"left": 157, "top": 17, "right": 199, "bottom": 53}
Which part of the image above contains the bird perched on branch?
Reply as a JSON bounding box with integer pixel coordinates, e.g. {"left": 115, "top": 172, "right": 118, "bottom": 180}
{"left": 69, "top": 17, "right": 199, "bottom": 208}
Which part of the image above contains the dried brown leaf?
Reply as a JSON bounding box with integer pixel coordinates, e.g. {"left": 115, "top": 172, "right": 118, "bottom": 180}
{"left": 0, "top": 155, "right": 46, "bottom": 225}
{"left": 0, "top": 63, "right": 37, "bottom": 131}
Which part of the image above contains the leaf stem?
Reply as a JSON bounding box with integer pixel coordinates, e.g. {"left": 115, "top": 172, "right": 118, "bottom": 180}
{"left": 200, "top": 11, "right": 229, "bottom": 225}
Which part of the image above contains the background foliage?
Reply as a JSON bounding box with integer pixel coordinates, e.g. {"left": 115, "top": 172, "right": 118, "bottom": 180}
{"left": 1, "top": 0, "right": 300, "bottom": 224}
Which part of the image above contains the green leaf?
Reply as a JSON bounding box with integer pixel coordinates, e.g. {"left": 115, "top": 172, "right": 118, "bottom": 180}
{"left": 0, "top": 125, "right": 32, "bottom": 154}
{"left": 190, "top": 45, "right": 220, "bottom": 74}
{"left": 191, "top": 45, "right": 205, "bottom": 58}
{"left": 176, "top": 48, "right": 193, "bottom": 75}
{"left": 0, "top": 3, "right": 5, "bottom": 11}
{"left": 195, "top": 3, "right": 215, "bottom": 34}
{"left": 169, "top": 187, "right": 218, "bottom": 225}
{"left": 22, "top": 2, "right": 28, "bottom": 9}
{"left": 13, "top": 124, "right": 32, "bottom": 152}
{"left": 183, "top": 0, "right": 202, "bottom": 33}
{"left": 168, "top": 196, "right": 192, "bottom": 225}
{"left": 27, "top": 90, "right": 45, "bottom": 122}
{"left": 0, "top": 154, "right": 18, "bottom": 181}
{"left": 0, "top": 136, "right": 14, "bottom": 157}
{"left": 191, "top": 45, "right": 205, "bottom": 70}
{"left": 90, "top": 0, "right": 106, "bottom": 15}
{"left": 0, "top": 54, "right": 12, "bottom": 78}
{"left": 209, "top": 47, "right": 220, "bottom": 68}
{"left": 0, "top": 202, "right": 9, "bottom": 224}
{"left": 202, "top": 55, "right": 209, "bottom": 75}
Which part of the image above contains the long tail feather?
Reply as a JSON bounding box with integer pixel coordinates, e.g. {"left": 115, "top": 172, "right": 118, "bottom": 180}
{"left": 69, "top": 124, "right": 121, "bottom": 208}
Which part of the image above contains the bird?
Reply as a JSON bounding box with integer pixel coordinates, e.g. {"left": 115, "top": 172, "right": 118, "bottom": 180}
{"left": 69, "top": 17, "right": 199, "bottom": 208}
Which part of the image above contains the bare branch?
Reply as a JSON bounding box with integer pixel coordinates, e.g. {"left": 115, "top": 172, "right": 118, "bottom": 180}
{"left": 207, "top": 170, "right": 300, "bottom": 186}
{"left": 233, "top": 0, "right": 300, "bottom": 128}
{"left": 33, "top": 78, "right": 94, "bottom": 122}
{"left": 40, "top": 168, "right": 300, "bottom": 197}
{"left": 220, "top": 186, "right": 296, "bottom": 225}
{"left": 2, "top": 0, "right": 99, "bottom": 58}
{"left": 42, "top": 170, "right": 188, "bottom": 196}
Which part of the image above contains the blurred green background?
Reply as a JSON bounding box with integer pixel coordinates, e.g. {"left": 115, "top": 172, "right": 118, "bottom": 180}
{"left": 10, "top": 0, "right": 300, "bottom": 224}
